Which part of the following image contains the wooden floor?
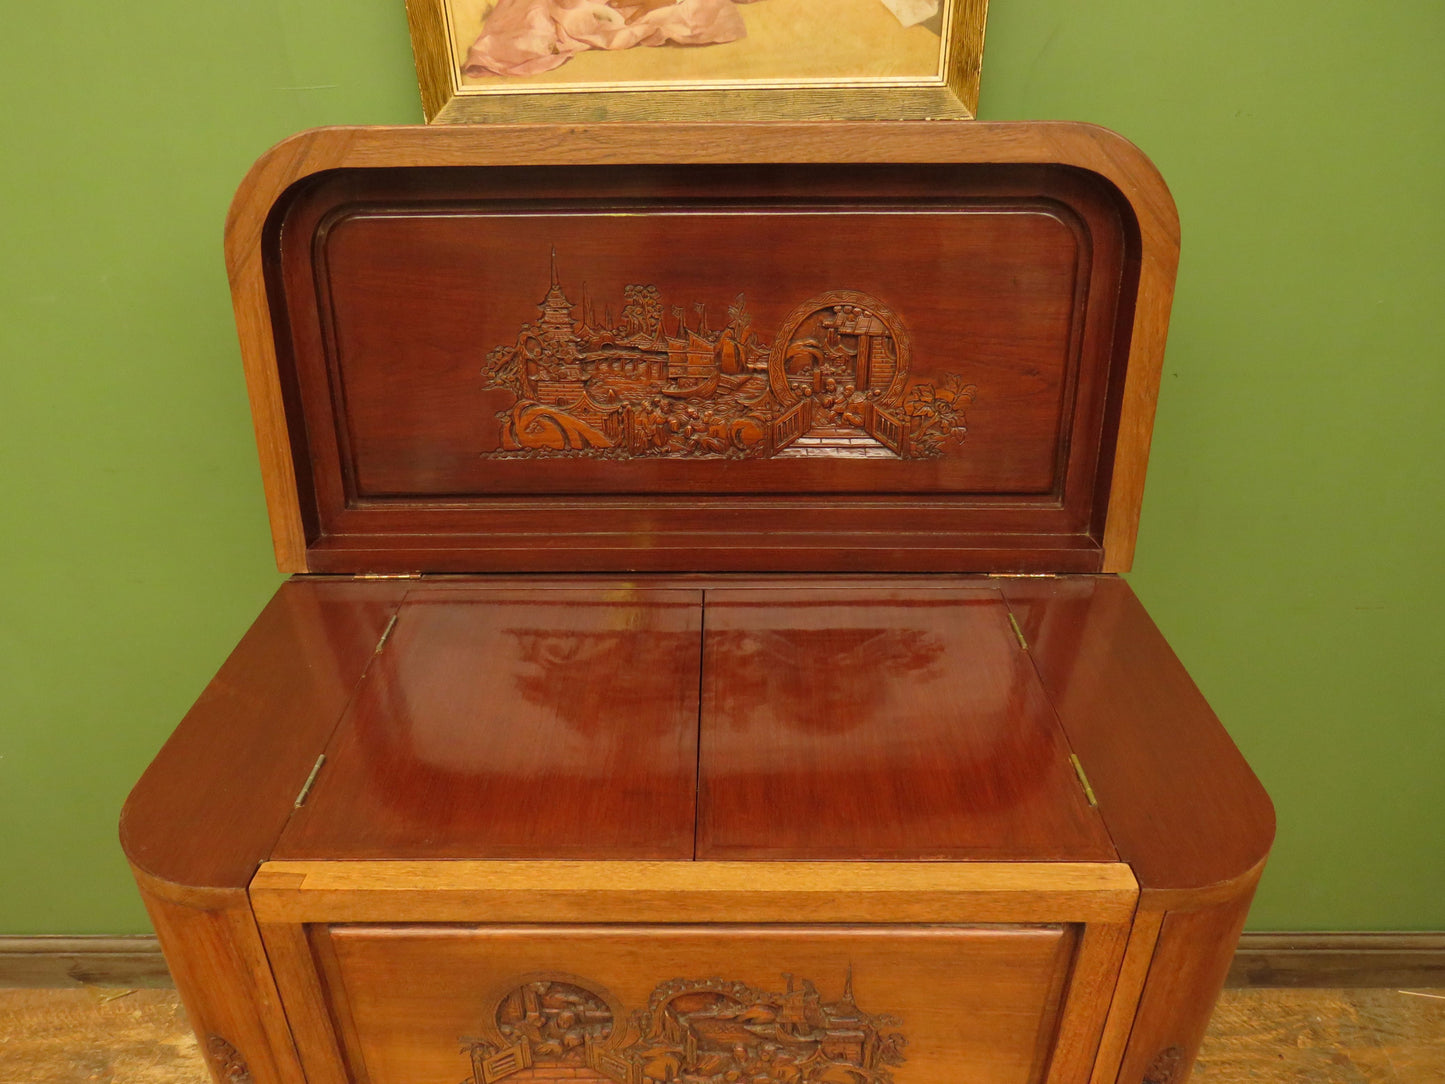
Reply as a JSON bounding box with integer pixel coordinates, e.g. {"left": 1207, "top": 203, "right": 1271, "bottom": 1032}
{"left": 0, "top": 987, "right": 1442, "bottom": 1083}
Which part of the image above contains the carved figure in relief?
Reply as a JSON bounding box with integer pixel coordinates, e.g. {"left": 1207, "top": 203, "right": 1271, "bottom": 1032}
{"left": 462, "top": 970, "right": 904, "bottom": 1084}
{"left": 479, "top": 251, "right": 975, "bottom": 461}
{"left": 204, "top": 1035, "right": 253, "bottom": 1083}
{"left": 1141, "top": 1045, "right": 1184, "bottom": 1084}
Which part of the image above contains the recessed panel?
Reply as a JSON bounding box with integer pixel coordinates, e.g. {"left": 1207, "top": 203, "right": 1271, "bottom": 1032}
{"left": 269, "top": 161, "right": 1137, "bottom": 572}
{"left": 324, "top": 924, "right": 1075, "bottom": 1084}
{"left": 317, "top": 204, "right": 1085, "bottom": 497}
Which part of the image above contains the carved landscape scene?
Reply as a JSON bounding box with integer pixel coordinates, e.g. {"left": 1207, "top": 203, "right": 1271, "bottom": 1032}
{"left": 462, "top": 972, "right": 905, "bottom": 1084}
{"left": 479, "top": 251, "right": 975, "bottom": 462}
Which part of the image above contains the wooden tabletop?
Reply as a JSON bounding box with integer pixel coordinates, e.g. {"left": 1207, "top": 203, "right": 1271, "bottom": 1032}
{"left": 122, "top": 574, "right": 1271, "bottom": 907}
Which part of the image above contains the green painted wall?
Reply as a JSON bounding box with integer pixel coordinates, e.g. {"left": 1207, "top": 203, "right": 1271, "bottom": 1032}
{"left": 0, "top": 3, "right": 1439, "bottom": 934}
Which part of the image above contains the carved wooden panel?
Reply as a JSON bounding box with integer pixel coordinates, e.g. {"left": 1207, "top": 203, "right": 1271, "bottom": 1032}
{"left": 482, "top": 257, "right": 974, "bottom": 463}
{"left": 1140, "top": 1045, "right": 1183, "bottom": 1084}
{"left": 461, "top": 972, "right": 905, "bottom": 1084}
{"left": 264, "top": 161, "right": 1138, "bottom": 572}
{"left": 321, "top": 923, "right": 1075, "bottom": 1084}
{"left": 204, "top": 1035, "right": 253, "bottom": 1083}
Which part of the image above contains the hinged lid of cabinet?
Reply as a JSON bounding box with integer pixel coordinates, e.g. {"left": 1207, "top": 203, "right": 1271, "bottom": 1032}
{"left": 226, "top": 122, "right": 1178, "bottom": 575}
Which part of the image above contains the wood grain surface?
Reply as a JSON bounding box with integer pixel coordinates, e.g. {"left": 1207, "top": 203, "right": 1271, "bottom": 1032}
{"left": 119, "top": 578, "right": 408, "bottom": 891}
{"left": 697, "top": 588, "right": 1116, "bottom": 861}
{"left": 133, "top": 879, "right": 306, "bottom": 1084}
{"left": 224, "top": 123, "right": 1176, "bottom": 574}
{"left": 321, "top": 924, "right": 1075, "bottom": 1084}
{"left": 248, "top": 860, "right": 1139, "bottom": 925}
{"left": 1113, "top": 891, "right": 1260, "bottom": 1084}
{"left": 273, "top": 589, "right": 704, "bottom": 862}
{"left": 268, "top": 159, "right": 1126, "bottom": 575}
{"left": 997, "top": 575, "right": 1275, "bottom": 901}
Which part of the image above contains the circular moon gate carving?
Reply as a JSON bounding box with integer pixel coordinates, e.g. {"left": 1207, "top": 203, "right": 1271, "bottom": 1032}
{"left": 495, "top": 978, "right": 617, "bottom": 1064}
{"left": 767, "top": 291, "right": 912, "bottom": 411}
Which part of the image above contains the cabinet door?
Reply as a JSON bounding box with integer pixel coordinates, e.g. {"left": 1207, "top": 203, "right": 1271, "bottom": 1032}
{"left": 314, "top": 924, "right": 1078, "bottom": 1084}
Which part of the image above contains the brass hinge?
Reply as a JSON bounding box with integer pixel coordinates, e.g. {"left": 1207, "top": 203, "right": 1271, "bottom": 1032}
{"left": 355, "top": 572, "right": 422, "bottom": 579}
{"left": 1069, "top": 753, "right": 1099, "bottom": 808}
{"left": 374, "top": 614, "right": 399, "bottom": 654}
{"left": 987, "top": 573, "right": 1059, "bottom": 578}
{"left": 293, "top": 755, "right": 326, "bottom": 809}
{"left": 1006, "top": 612, "right": 1029, "bottom": 651}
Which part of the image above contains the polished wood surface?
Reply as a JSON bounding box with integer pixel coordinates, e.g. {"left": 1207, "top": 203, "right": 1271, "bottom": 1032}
{"left": 249, "top": 860, "right": 1139, "bottom": 925}
{"left": 997, "top": 575, "right": 1275, "bottom": 900}
{"left": 273, "top": 589, "right": 703, "bottom": 861}
{"left": 321, "top": 924, "right": 1074, "bottom": 1084}
{"left": 1113, "top": 888, "right": 1259, "bottom": 1084}
{"left": 1041, "top": 922, "right": 1130, "bottom": 1084}
{"left": 1087, "top": 909, "right": 1164, "bottom": 1084}
{"left": 698, "top": 588, "right": 1116, "bottom": 861}
{"left": 132, "top": 877, "right": 305, "bottom": 1084}
{"left": 272, "top": 162, "right": 1125, "bottom": 574}
{"left": 225, "top": 123, "right": 1177, "bottom": 574}
{"left": 120, "top": 578, "right": 406, "bottom": 890}
{"left": 255, "top": 922, "right": 349, "bottom": 1084}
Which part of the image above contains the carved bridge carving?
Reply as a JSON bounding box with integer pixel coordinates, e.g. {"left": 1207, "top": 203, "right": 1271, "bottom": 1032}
{"left": 479, "top": 251, "right": 975, "bottom": 461}
{"left": 461, "top": 972, "right": 906, "bottom": 1084}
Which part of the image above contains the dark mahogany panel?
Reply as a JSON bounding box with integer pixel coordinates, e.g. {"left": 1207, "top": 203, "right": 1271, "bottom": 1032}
{"left": 696, "top": 588, "right": 1117, "bottom": 861}
{"left": 264, "top": 162, "right": 1140, "bottom": 573}
{"left": 273, "top": 588, "right": 703, "bottom": 861}
{"left": 320, "top": 205, "right": 1081, "bottom": 497}
{"left": 121, "top": 579, "right": 408, "bottom": 889}
{"left": 998, "top": 575, "right": 1274, "bottom": 894}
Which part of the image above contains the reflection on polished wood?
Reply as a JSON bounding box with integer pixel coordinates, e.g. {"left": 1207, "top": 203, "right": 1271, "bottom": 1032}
{"left": 997, "top": 576, "right": 1275, "bottom": 899}
{"left": 698, "top": 588, "right": 1116, "bottom": 861}
{"left": 119, "top": 578, "right": 409, "bottom": 889}
{"left": 273, "top": 589, "right": 703, "bottom": 862}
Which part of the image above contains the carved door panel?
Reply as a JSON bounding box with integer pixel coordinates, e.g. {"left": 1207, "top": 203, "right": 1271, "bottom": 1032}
{"left": 313, "top": 924, "right": 1077, "bottom": 1084}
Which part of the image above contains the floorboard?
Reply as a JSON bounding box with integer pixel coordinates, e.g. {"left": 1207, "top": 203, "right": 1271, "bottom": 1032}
{"left": 0, "top": 986, "right": 1441, "bottom": 1083}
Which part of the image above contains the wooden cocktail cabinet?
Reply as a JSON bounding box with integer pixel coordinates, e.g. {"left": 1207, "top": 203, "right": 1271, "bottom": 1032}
{"left": 121, "top": 122, "right": 1273, "bottom": 1084}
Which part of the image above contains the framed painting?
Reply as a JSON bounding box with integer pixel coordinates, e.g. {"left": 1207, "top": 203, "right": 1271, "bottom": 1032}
{"left": 405, "top": 0, "right": 988, "bottom": 122}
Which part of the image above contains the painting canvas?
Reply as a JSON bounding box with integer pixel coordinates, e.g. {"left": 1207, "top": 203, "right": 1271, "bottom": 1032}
{"left": 405, "top": 0, "right": 987, "bottom": 122}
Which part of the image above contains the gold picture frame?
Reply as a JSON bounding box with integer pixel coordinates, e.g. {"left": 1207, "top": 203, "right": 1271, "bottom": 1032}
{"left": 405, "top": 0, "right": 987, "bottom": 123}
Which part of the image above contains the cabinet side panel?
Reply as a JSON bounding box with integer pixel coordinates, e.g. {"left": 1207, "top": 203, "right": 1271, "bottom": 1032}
{"left": 1111, "top": 887, "right": 1257, "bottom": 1084}
{"left": 136, "top": 877, "right": 305, "bottom": 1084}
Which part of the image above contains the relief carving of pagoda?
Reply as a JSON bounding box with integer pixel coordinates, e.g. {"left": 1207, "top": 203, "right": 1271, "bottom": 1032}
{"left": 461, "top": 971, "right": 905, "bottom": 1084}
{"left": 479, "top": 251, "right": 975, "bottom": 460}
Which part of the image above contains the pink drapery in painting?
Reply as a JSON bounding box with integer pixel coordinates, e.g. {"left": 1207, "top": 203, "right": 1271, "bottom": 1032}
{"left": 464, "top": 0, "right": 763, "bottom": 78}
